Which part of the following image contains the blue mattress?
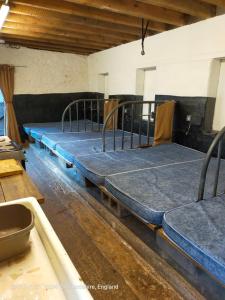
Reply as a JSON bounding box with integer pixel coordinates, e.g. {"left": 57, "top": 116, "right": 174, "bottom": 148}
{"left": 105, "top": 156, "right": 225, "bottom": 225}
{"left": 75, "top": 143, "right": 205, "bottom": 185}
{"left": 24, "top": 120, "right": 102, "bottom": 141}
{"left": 163, "top": 195, "right": 225, "bottom": 286}
{"left": 41, "top": 130, "right": 132, "bottom": 150}
{"left": 24, "top": 122, "right": 63, "bottom": 137}
{"left": 55, "top": 135, "right": 149, "bottom": 165}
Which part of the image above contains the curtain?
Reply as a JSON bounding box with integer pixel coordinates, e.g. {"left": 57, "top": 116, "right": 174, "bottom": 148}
{"left": 0, "top": 65, "right": 21, "bottom": 144}
{"left": 153, "top": 101, "right": 175, "bottom": 146}
{"left": 104, "top": 99, "right": 119, "bottom": 130}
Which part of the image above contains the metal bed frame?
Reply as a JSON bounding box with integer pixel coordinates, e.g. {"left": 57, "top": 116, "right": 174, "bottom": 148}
{"left": 102, "top": 100, "right": 166, "bottom": 152}
{"left": 61, "top": 98, "right": 106, "bottom": 132}
{"left": 198, "top": 126, "right": 225, "bottom": 201}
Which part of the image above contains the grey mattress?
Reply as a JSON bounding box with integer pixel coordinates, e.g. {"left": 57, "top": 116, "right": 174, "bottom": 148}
{"left": 105, "top": 155, "right": 225, "bottom": 225}
{"left": 23, "top": 120, "right": 103, "bottom": 141}
{"left": 41, "top": 130, "right": 132, "bottom": 150}
{"left": 163, "top": 194, "right": 225, "bottom": 286}
{"left": 54, "top": 134, "right": 149, "bottom": 165}
{"left": 75, "top": 143, "right": 205, "bottom": 185}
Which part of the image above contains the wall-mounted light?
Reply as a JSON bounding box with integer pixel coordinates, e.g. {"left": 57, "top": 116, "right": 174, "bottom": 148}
{"left": 0, "top": 0, "right": 9, "bottom": 30}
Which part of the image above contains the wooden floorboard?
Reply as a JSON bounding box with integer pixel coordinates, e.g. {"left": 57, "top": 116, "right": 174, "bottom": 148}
{"left": 25, "top": 144, "right": 202, "bottom": 300}
{"left": 26, "top": 147, "right": 137, "bottom": 300}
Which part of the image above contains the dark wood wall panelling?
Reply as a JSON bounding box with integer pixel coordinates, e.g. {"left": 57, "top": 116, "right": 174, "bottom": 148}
{"left": 155, "top": 95, "right": 223, "bottom": 156}
{"left": 13, "top": 92, "right": 104, "bottom": 140}
{"left": 14, "top": 92, "right": 223, "bottom": 156}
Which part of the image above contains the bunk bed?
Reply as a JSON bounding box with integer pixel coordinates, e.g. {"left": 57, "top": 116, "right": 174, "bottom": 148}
{"left": 75, "top": 143, "right": 204, "bottom": 185}
{"left": 105, "top": 156, "right": 225, "bottom": 224}
{"left": 24, "top": 119, "right": 99, "bottom": 142}
{"left": 53, "top": 134, "right": 149, "bottom": 165}
{"left": 163, "top": 194, "right": 225, "bottom": 286}
{"left": 23, "top": 98, "right": 225, "bottom": 290}
{"left": 23, "top": 98, "right": 106, "bottom": 141}
{"left": 163, "top": 127, "right": 225, "bottom": 287}
{"left": 41, "top": 130, "right": 131, "bottom": 151}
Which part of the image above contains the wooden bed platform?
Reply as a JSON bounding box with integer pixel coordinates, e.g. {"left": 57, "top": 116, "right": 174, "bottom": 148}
{"left": 25, "top": 143, "right": 204, "bottom": 300}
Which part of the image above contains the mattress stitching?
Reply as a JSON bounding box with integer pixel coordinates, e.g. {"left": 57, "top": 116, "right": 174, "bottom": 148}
{"left": 108, "top": 158, "right": 205, "bottom": 176}
{"left": 163, "top": 213, "right": 225, "bottom": 269}
{"left": 105, "top": 158, "right": 205, "bottom": 214}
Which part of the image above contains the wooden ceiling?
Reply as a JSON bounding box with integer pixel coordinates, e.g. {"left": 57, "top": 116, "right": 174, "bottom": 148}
{"left": 0, "top": 0, "right": 223, "bottom": 56}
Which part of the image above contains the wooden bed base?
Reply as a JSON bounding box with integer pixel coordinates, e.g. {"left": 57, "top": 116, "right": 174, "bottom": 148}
{"left": 100, "top": 186, "right": 130, "bottom": 218}
{"left": 97, "top": 182, "right": 225, "bottom": 299}
{"left": 30, "top": 140, "right": 225, "bottom": 299}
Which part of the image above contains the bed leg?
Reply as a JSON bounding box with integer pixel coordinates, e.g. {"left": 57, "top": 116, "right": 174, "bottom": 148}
{"left": 39, "top": 142, "right": 44, "bottom": 149}
{"left": 66, "top": 163, "right": 73, "bottom": 169}
{"left": 28, "top": 136, "right": 35, "bottom": 143}
{"left": 49, "top": 150, "right": 55, "bottom": 156}
{"left": 100, "top": 187, "right": 130, "bottom": 218}
{"left": 21, "top": 160, "right": 26, "bottom": 170}
{"left": 84, "top": 177, "right": 95, "bottom": 187}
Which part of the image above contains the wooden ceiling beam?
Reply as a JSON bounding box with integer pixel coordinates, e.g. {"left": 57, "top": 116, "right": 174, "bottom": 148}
{"left": 2, "top": 38, "right": 92, "bottom": 54}
{"left": 138, "top": 0, "right": 216, "bottom": 19}
{"left": 10, "top": 4, "right": 150, "bottom": 35}
{"left": 8, "top": 0, "right": 168, "bottom": 31}
{"left": 9, "top": 4, "right": 154, "bottom": 36}
{"left": 2, "top": 21, "right": 127, "bottom": 46}
{"left": 8, "top": 4, "right": 161, "bottom": 35}
{"left": 24, "top": 45, "right": 90, "bottom": 55}
{"left": 0, "top": 27, "right": 111, "bottom": 51}
{"left": 0, "top": 33, "right": 96, "bottom": 54}
{"left": 1, "top": 35, "right": 97, "bottom": 52}
{"left": 64, "top": 0, "right": 186, "bottom": 26}
{"left": 7, "top": 13, "right": 140, "bottom": 41}
{"left": 200, "top": 0, "right": 225, "bottom": 8}
{"left": 3, "top": 42, "right": 91, "bottom": 55}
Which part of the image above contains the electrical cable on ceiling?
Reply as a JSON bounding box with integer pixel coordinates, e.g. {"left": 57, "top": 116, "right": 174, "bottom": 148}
{"left": 141, "top": 18, "right": 149, "bottom": 56}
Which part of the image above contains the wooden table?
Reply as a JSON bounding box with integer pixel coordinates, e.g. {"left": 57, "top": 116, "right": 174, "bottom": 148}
{"left": 0, "top": 170, "right": 44, "bottom": 204}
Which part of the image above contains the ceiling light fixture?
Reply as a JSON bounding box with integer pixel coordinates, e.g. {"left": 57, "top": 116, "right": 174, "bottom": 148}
{"left": 0, "top": 0, "right": 9, "bottom": 30}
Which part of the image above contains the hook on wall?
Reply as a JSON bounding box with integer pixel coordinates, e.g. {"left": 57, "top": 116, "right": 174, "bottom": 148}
{"left": 141, "top": 18, "right": 149, "bottom": 56}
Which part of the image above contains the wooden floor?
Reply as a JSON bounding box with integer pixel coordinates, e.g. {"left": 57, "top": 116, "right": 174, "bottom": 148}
{"left": 25, "top": 144, "right": 204, "bottom": 300}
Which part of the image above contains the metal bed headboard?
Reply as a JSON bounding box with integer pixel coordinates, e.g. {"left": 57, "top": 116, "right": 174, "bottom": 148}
{"left": 198, "top": 126, "right": 225, "bottom": 201}
{"left": 61, "top": 98, "right": 106, "bottom": 132}
{"left": 102, "top": 100, "right": 166, "bottom": 152}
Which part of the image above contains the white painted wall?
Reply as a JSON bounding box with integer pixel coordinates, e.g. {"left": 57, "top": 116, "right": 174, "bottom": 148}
{"left": 1, "top": 14, "right": 225, "bottom": 129}
{"left": 213, "top": 60, "right": 225, "bottom": 130}
{"left": 88, "top": 14, "right": 225, "bottom": 129}
{"left": 0, "top": 45, "right": 88, "bottom": 95}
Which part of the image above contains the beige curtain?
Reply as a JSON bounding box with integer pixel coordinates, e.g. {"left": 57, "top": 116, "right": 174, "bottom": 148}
{"left": 153, "top": 101, "right": 175, "bottom": 146}
{"left": 0, "top": 65, "right": 21, "bottom": 144}
{"left": 104, "top": 99, "right": 119, "bottom": 130}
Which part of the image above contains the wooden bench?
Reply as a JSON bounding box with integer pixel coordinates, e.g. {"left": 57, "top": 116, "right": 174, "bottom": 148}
{"left": 0, "top": 169, "right": 44, "bottom": 204}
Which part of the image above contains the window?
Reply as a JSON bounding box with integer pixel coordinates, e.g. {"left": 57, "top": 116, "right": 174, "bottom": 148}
{"left": 98, "top": 73, "right": 109, "bottom": 99}
{"left": 213, "top": 60, "right": 225, "bottom": 130}
{"left": 0, "top": 90, "right": 4, "bottom": 103}
{"left": 0, "top": 90, "right": 5, "bottom": 136}
{"left": 136, "top": 67, "right": 157, "bottom": 120}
